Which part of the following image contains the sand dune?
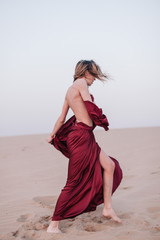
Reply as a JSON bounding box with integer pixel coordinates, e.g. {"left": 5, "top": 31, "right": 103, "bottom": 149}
{"left": 0, "top": 127, "right": 160, "bottom": 240}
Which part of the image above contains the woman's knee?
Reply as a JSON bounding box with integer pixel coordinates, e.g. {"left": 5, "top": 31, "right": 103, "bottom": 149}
{"left": 99, "top": 150, "right": 115, "bottom": 173}
{"left": 109, "top": 160, "right": 115, "bottom": 172}
{"left": 105, "top": 160, "right": 115, "bottom": 173}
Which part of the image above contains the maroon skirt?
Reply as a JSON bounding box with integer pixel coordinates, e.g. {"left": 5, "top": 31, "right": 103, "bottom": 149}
{"left": 51, "top": 120, "right": 123, "bottom": 221}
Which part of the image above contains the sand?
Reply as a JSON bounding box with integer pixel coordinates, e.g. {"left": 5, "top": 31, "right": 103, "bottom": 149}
{"left": 0, "top": 127, "right": 160, "bottom": 240}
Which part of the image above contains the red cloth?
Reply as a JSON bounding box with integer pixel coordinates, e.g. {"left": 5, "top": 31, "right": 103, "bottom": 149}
{"left": 50, "top": 95, "right": 123, "bottom": 221}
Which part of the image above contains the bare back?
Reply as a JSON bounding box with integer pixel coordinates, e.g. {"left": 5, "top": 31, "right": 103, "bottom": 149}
{"left": 66, "top": 78, "right": 93, "bottom": 127}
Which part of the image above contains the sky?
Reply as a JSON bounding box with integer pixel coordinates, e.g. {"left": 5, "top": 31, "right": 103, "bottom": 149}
{"left": 0, "top": 0, "right": 160, "bottom": 137}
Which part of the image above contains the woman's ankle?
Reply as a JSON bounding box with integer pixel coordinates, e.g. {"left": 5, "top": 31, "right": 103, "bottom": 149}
{"left": 103, "top": 205, "right": 112, "bottom": 210}
{"left": 51, "top": 220, "right": 59, "bottom": 227}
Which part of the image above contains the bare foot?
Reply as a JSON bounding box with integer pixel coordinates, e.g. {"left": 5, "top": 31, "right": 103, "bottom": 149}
{"left": 102, "top": 208, "right": 122, "bottom": 223}
{"left": 47, "top": 221, "right": 62, "bottom": 233}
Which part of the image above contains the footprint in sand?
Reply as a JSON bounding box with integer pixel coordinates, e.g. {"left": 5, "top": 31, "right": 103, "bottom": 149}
{"left": 80, "top": 212, "right": 123, "bottom": 232}
{"left": 83, "top": 224, "right": 97, "bottom": 232}
{"left": 17, "top": 214, "right": 34, "bottom": 222}
{"left": 82, "top": 217, "right": 121, "bottom": 232}
{"left": 19, "top": 216, "right": 50, "bottom": 231}
{"left": 11, "top": 214, "right": 52, "bottom": 239}
{"left": 33, "top": 195, "right": 58, "bottom": 209}
{"left": 83, "top": 222, "right": 107, "bottom": 232}
{"left": 91, "top": 216, "right": 103, "bottom": 223}
{"left": 60, "top": 218, "right": 76, "bottom": 231}
{"left": 60, "top": 213, "right": 107, "bottom": 233}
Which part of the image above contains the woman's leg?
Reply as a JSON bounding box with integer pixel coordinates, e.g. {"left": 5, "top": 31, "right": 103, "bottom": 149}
{"left": 99, "top": 149, "right": 121, "bottom": 223}
{"left": 47, "top": 220, "right": 62, "bottom": 233}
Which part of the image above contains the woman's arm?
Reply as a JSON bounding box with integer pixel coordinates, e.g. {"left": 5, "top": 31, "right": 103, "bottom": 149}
{"left": 46, "top": 96, "right": 69, "bottom": 143}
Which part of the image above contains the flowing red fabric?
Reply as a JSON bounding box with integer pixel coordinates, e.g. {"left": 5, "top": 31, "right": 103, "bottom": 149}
{"left": 50, "top": 94, "right": 123, "bottom": 221}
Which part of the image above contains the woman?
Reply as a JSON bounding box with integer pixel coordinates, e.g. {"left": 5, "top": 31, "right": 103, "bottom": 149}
{"left": 46, "top": 60, "right": 123, "bottom": 233}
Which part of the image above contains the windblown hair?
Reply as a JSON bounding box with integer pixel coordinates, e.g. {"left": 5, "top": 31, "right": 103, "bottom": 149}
{"left": 73, "top": 60, "right": 109, "bottom": 82}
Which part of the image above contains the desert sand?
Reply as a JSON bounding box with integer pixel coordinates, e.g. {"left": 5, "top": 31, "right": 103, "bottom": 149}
{"left": 0, "top": 127, "right": 160, "bottom": 240}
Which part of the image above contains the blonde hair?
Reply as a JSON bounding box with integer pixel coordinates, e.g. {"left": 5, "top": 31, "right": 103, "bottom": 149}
{"left": 73, "top": 60, "right": 109, "bottom": 82}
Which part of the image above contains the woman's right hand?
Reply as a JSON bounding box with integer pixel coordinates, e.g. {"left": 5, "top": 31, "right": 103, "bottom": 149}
{"left": 46, "top": 135, "right": 54, "bottom": 143}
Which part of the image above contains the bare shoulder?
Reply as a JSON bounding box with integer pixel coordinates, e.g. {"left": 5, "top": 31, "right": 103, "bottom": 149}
{"left": 65, "top": 78, "right": 91, "bottom": 102}
{"left": 74, "top": 78, "right": 91, "bottom": 101}
{"left": 74, "top": 78, "right": 87, "bottom": 88}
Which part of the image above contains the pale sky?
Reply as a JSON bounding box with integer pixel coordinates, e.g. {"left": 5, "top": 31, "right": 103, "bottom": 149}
{"left": 0, "top": 0, "right": 160, "bottom": 137}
